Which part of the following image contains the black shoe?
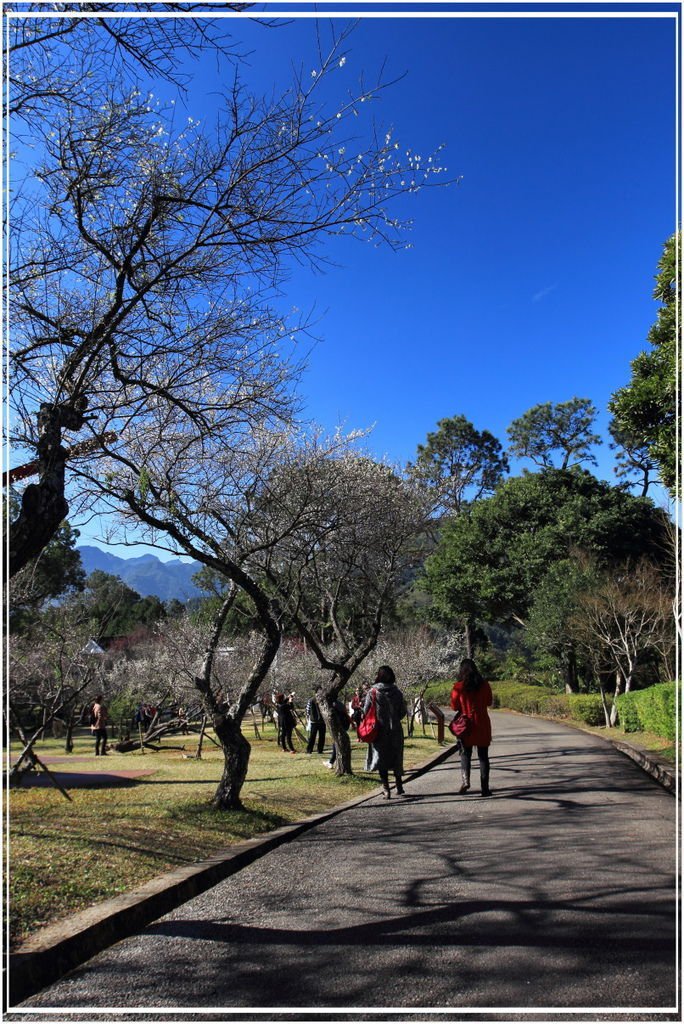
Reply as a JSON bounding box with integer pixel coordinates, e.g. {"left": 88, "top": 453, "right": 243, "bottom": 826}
{"left": 459, "top": 783, "right": 470, "bottom": 794}
{"left": 481, "top": 788, "right": 493, "bottom": 797}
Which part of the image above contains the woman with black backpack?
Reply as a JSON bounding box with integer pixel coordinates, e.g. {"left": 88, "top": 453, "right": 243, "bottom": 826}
{"left": 362, "top": 666, "right": 407, "bottom": 799}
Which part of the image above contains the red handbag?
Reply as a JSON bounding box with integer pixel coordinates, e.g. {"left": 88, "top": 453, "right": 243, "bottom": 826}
{"left": 449, "top": 712, "right": 471, "bottom": 739}
{"left": 357, "top": 688, "right": 381, "bottom": 743}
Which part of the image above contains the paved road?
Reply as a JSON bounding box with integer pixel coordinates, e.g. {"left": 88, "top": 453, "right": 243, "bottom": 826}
{"left": 17, "top": 712, "right": 678, "bottom": 1018}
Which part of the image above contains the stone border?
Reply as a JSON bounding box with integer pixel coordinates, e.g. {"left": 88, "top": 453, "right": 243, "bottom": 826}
{"left": 611, "top": 739, "right": 677, "bottom": 793}
{"left": 8, "top": 744, "right": 457, "bottom": 1008}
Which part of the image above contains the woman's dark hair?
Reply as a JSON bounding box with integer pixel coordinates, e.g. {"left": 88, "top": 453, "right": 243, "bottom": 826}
{"left": 376, "top": 665, "right": 396, "bottom": 685}
{"left": 458, "top": 658, "right": 484, "bottom": 691}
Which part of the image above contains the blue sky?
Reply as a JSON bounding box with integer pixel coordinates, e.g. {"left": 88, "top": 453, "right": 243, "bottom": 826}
{"left": 73, "top": 3, "right": 678, "bottom": 555}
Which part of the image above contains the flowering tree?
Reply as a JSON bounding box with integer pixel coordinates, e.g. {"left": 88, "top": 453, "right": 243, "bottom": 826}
{"left": 8, "top": 605, "right": 103, "bottom": 781}
{"left": 9, "top": 14, "right": 448, "bottom": 804}
{"left": 369, "top": 628, "right": 461, "bottom": 733}
{"left": 7, "top": 3, "right": 246, "bottom": 128}
{"left": 8, "top": 25, "right": 448, "bottom": 576}
{"left": 256, "top": 454, "right": 429, "bottom": 775}
{"left": 72, "top": 426, "right": 388, "bottom": 803}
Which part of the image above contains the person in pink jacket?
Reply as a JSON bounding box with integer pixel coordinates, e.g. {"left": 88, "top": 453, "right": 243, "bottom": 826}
{"left": 450, "top": 658, "right": 493, "bottom": 797}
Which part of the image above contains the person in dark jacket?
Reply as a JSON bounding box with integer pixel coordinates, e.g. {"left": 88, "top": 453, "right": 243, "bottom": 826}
{"left": 450, "top": 658, "right": 493, "bottom": 796}
{"left": 91, "top": 694, "right": 109, "bottom": 755}
{"left": 274, "top": 693, "right": 297, "bottom": 753}
{"left": 363, "top": 665, "right": 407, "bottom": 799}
{"left": 326, "top": 698, "right": 351, "bottom": 768}
{"left": 305, "top": 694, "right": 326, "bottom": 755}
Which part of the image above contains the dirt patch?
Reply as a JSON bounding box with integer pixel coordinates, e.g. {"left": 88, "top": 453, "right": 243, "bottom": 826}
{"left": 12, "top": 769, "right": 157, "bottom": 789}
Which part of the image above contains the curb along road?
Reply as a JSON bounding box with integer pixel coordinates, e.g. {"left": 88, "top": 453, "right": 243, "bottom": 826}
{"left": 8, "top": 718, "right": 675, "bottom": 1008}
{"left": 8, "top": 743, "right": 456, "bottom": 1006}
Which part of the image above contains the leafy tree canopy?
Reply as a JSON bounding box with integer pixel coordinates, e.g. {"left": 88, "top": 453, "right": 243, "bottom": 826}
{"left": 609, "top": 232, "right": 679, "bottom": 495}
{"left": 420, "top": 469, "right": 671, "bottom": 631}
{"left": 507, "top": 398, "right": 602, "bottom": 471}
{"left": 408, "top": 414, "right": 508, "bottom": 515}
{"left": 71, "top": 569, "right": 166, "bottom": 639}
{"left": 9, "top": 511, "right": 86, "bottom": 631}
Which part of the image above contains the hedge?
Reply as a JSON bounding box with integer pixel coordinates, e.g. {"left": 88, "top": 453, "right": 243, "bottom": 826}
{"left": 616, "top": 682, "right": 678, "bottom": 741}
{"left": 491, "top": 681, "right": 605, "bottom": 726}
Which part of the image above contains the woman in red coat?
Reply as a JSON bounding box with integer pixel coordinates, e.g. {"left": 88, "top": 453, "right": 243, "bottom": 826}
{"left": 450, "top": 658, "right": 493, "bottom": 797}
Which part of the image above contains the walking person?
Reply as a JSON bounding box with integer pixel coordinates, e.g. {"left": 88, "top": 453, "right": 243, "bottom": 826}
{"left": 305, "top": 694, "right": 326, "bottom": 755}
{"left": 350, "top": 685, "right": 365, "bottom": 729}
{"left": 274, "top": 693, "right": 297, "bottom": 753}
{"left": 91, "top": 694, "right": 109, "bottom": 756}
{"left": 363, "top": 665, "right": 407, "bottom": 799}
{"left": 326, "top": 698, "right": 351, "bottom": 769}
{"left": 450, "top": 658, "right": 493, "bottom": 797}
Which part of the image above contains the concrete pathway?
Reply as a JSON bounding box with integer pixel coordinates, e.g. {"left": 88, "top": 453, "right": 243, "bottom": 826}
{"left": 14, "top": 711, "right": 678, "bottom": 1019}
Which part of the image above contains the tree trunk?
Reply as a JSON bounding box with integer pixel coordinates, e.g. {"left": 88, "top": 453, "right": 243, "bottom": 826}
{"left": 562, "top": 649, "right": 579, "bottom": 694}
{"left": 64, "top": 710, "right": 75, "bottom": 753}
{"left": 609, "top": 670, "right": 623, "bottom": 727}
{"left": 316, "top": 698, "right": 352, "bottom": 775}
{"left": 191, "top": 584, "right": 281, "bottom": 810}
{"left": 332, "top": 719, "right": 352, "bottom": 776}
{"left": 194, "top": 715, "right": 207, "bottom": 759}
{"left": 464, "top": 618, "right": 474, "bottom": 659}
{"left": 599, "top": 680, "right": 611, "bottom": 728}
{"left": 212, "top": 715, "right": 251, "bottom": 810}
{"left": 9, "top": 400, "right": 87, "bottom": 577}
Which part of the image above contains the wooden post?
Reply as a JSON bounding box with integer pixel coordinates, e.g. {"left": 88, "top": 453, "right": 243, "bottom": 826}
{"left": 427, "top": 702, "right": 445, "bottom": 744}
{"left": 195, "top": 715, "right": 207, "bottom": 760}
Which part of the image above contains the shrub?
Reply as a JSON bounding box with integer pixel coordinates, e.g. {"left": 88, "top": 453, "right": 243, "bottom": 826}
{"left": 421, "top": 680, "right": 453, "bottom": 706}
{"left": 617, "top": 683, "right": 678, "bottom": 741}
{"left": 496, "top": 654, "right": 536, "bottom": 685}
{"left": 491, "top": 681, "right": 552, "bottom": 715}
{"left": 616, "top": 693, "right": 641, "bottom": 734}
{"left": 565, "top": 693, "right": 605, "bottom": 727}
{"left": 492, "top": 682, "right": 605, "bottom": 727}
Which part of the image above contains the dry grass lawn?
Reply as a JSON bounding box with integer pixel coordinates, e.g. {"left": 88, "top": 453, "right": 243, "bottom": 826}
{"left": 7, "top": 717, "right": 442, "bottom": 948}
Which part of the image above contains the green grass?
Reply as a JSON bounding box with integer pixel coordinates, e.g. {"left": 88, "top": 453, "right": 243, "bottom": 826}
{"left": 578, "top": 723, "right": 677, "bottom": 765}
{"left": 7, "top": 719, "right": 440, "bottom": 948}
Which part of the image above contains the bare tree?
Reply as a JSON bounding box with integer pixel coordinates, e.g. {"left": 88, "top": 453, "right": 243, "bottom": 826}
{"left": 8, "top": 606, "right": 103, "bottom": 787}
{"left": 9, "top": 30, "right": 447, "bottom": 575}
{"left": 570, "top": 558, "right": 676, "bottom": 727}
{"left": 7, "top": 3, "right": 249, "bottom": 128}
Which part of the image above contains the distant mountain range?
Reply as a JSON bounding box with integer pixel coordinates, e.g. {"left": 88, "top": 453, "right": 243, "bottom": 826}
{"left": 78, "top": 545, "right": 204, "bottom": 603}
